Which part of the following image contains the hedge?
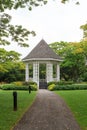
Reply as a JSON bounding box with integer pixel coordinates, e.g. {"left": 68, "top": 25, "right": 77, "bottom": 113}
{"left": 47, "top": 80, "right": 74, "bottom": 86}
{"left": 48, "top": 84, "right": 87, "bottom": 91}
{"left": 0, "top": 81, "right": 37, "bottom": 91}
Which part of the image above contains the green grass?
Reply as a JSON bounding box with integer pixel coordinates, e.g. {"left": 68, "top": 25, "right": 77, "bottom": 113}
{"left": 0, "top": 90, "right": 37, "bottom": 130}
{"left": 55, "top": 90, "right": 87, "bottom": 130}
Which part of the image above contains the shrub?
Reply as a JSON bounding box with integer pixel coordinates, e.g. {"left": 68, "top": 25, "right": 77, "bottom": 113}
{"left": 47, "top": 82, "right": 87, "bottom": 91}
{"left": 23, "top": 81, "right": 37, "bottom": 86}
{"left": 1, "top": 84, "right": 28, "bottom": 90}
{"left": 47, "top": 81, "right": 57, "bottom": 86}
{"left": 56, "top": 80, "right": 74, "bottom": 85}
{"left": 1, "top": 81, "right": 38, "bottom": 91}
{"left": 30, "top": 84, "right": 37, "bottom": 91}
{"left": 12, "top": 81, "right": 23, "bottom": 86}
{"left": 54, "top": 84, "right": 87, "bottom": 91}
{"left": 48, "top": 84, "right": 56, "bottom": 91}
{"left": 47, "top": 80, "right": 74, "bottom": 87}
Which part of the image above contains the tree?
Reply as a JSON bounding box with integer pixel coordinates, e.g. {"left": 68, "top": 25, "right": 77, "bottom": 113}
{"left": 61, "top": 0, "right": 79, "bottom": 4}
{"left": 49, "top": 41, "right": 68, "bottom": 57}
{"left": 0, "top": 0, "right": 47, "bottom": 12}
{"left": 0, "top": 61, "right": 25, "bottom": 82}
{"left": 0, "top": 0, "right": 48, "bottom": 47}
{"left": 0, "top": 48, "right": 25, "bottom": 82}
{"left": 50, "top": 41, "right": 86, "bottom": 81}
{"left": 62, "top": 42, "right": 85, "bottom": 81}
{"left": 0, "top": 13, "right": 36, "bottom": 47}
{"left": 0, "top": 0, "right": 80, "bottom": 47}
{"left": 80, "top": 22, "right": 87, "bottom": 41}
{"left": 0, "top": 48, "right": 20, "bottom": 62}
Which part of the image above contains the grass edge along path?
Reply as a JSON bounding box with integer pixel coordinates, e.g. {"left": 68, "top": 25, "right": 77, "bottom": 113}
{"left": 55, "top": 90, "right": 87, "bottom": 130}
{"left": 0, "top": 90, "right": 37, "bottom": 130}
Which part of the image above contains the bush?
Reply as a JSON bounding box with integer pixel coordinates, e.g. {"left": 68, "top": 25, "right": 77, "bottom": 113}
{"left": 23, "top": 81, "right": 37, "bottom": 86}
{"left": 47, "top": 80, "right": 74, "bottom": 86}
{"left": 48, "top": 84, "right": 56, "bottom": 91}
{"left": 54, "top": 84, "right": 87, "bottom": 90}
{"left": 12, "top": 81, "right": 23, "bottom": 86}
{"left": 56, "top": 80, "right": 74, "bottom": 85}
{"left": 30, "top": 84, "right": 37, "bottom": 91}
{"left": 47, "top": 81, "right": 57, "bottom": 86}
{"left": 48, "top": 83, "right": 87, "bottom": 91}
{"left": 1, "top": 81, "right": 38, "bottom": 91}
{"left": 1, "top": 84, "right": 28, "bottom": 90}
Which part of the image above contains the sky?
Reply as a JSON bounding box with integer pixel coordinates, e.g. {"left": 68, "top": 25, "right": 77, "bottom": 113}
{"left": 2, "top": 0, "right": 87, "bottom": 59}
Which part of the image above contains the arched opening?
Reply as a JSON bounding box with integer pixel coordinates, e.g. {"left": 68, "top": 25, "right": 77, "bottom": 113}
{"left": 39, "top": 63, "right": 47, "bottom": 89}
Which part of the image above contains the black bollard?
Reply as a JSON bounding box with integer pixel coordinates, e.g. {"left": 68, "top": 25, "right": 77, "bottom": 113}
{"left": 13, "top": 91, "right": 17, "bottom": 111}
{"left": 28, "top": 85, "right": 31, "bottom": 94}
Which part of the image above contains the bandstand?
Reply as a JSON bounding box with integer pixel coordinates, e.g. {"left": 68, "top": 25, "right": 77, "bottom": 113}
{"left": 22, "top": 39, "right": 62, "bottom": 89}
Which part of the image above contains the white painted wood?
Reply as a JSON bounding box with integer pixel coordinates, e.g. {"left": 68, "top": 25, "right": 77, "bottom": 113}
{"left": 46, "top": 62, "right": 53, "bottom": 82}
{"left": 57, "top": 64, "right": 60, "bottom": 81}
{"left": 25, "top": 63, "right": 29, "bottom": 81}
{"left": 33, "top": 62, "right": 39, "bottom": 87}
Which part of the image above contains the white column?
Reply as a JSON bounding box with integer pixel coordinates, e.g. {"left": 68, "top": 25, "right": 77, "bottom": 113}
{"left": 33, "top": 62, "right": 39, "bottom": 87}
{"left": 57, "top": 64, "right": 60, "bottom": 81}
{"left": 46, "top": 62, "right": 53, "bottom": 82}
{"left": 25, "top": 63, "right": 29, "bottom": 81}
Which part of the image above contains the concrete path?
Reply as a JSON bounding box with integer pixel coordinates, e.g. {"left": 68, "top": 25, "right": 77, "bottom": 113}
{"left": 13, "top": 90, "right": 81, "bottom": 130}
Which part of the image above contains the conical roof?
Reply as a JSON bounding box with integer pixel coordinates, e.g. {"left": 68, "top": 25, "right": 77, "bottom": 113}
{"left": 23, "top": 39, "right": 62, "bottom": 62}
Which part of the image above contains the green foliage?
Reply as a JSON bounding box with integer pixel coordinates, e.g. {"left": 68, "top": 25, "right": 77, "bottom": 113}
{"left": 0, "top": 0, "right": 47, "bottom": 12}
{"left": 50, "top": 41, "right": 86, "bottom": 82}
{"left": 22, "top": 81, "right": 38, "bottom": 91}
{"left": 0, "top": 81, "right": 37, "bottom": 91}
{"left": 0, "top": 0, "right": 79, "bottom": 47}
{"left": 48, "top": 82, "right": 87, "bottom": 91}
{"left": 80, "top": 22, "right": 87, "bottom": 40}
{"left": 0, "top": 60, "right": 25, "bottom": 82}
{"left": 0, "top": 48, "right": 21, "bottom": 62}
{"left": 48, "top": 84, "right": 55, "bottom": 91}
{"left": 57, "top": 80, "right": 74, "bottom": 85}
{"left": 0, "top": 90, "right": 36, "bottom": 130}
{"left": 82, "top": 71, "right": 87, "bottom": 81}
{"left": 0, "top": 13, "right": 36, "bottom": 47}
{"left": 0, "top": 83, "right": 27, "bottom": 90}
{"left": 47, "top": 81, "right": 57, "bottom": 86}
{"left": 55, "top": 90, "right": 87, "bottom": 130}
{"left": 0, "top": 0, "right": 48, "bottom": 47}
{"left": 23, "top": 81, "right": 37, "bottom": 85}
{"left": 49, "top": 41, "right": 68, "bottom": 57}
{"left": 47, "top": 80, "right": 74, "bottom": 86}
{"left": 55, "top": 84, "right": 87, "bottom": 90}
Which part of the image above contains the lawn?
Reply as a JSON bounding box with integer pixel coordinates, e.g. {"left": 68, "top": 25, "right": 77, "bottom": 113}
{"left": 55, "top": 90, "right": 87, "bottom": 130}
{"left": 0, "top": 90, "right": 37, "bottom": 130}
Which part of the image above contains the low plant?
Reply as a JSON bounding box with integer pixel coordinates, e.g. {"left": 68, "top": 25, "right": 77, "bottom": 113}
{"left": 47, "top": 80, "right": 74, "bottom": 86}
{"left": 1, "top": 81, "right": 37, "bottom": 91}
{"left": 48, "top": 84, "right": 56, "bottom": 91}
{"left": 12, "top": 81, "right": 23, "bottom": 86}
{"left": 48, "top": 83, "right": 87, "bottom": 91}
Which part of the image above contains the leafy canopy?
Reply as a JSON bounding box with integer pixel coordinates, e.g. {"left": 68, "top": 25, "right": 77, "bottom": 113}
{"left": 0, "top": 0, "right": 80, "bottom": 47}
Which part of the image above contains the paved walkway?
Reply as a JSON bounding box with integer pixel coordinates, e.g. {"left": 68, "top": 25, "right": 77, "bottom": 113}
{"left": 13, "top": 90, "right": 81, "bottom": 130}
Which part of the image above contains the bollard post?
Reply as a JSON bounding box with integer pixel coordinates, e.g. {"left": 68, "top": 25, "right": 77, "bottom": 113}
{"left": 28, "top": 85, "right": 31, "bottom": 94}
{"left": 13, "top": 91, "right": 17, "bottom": 111}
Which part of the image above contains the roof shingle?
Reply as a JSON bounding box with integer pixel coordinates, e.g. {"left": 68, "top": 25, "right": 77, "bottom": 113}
{"left": 23, "top": 39, "right": 62, "bottom": 61}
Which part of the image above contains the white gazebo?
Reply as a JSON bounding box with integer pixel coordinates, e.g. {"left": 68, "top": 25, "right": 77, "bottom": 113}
{"left": 22, "top": 39, "right": 62, "bottom": 89}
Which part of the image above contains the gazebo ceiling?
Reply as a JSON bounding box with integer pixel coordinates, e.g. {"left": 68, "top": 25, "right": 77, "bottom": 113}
{"left": 22, "top": 39, "right": 62, "bottom": 62}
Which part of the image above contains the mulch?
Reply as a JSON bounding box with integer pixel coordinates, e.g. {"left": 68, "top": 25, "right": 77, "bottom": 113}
{"left": 12, "top": 90, "right": 81, "bottom": 130}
